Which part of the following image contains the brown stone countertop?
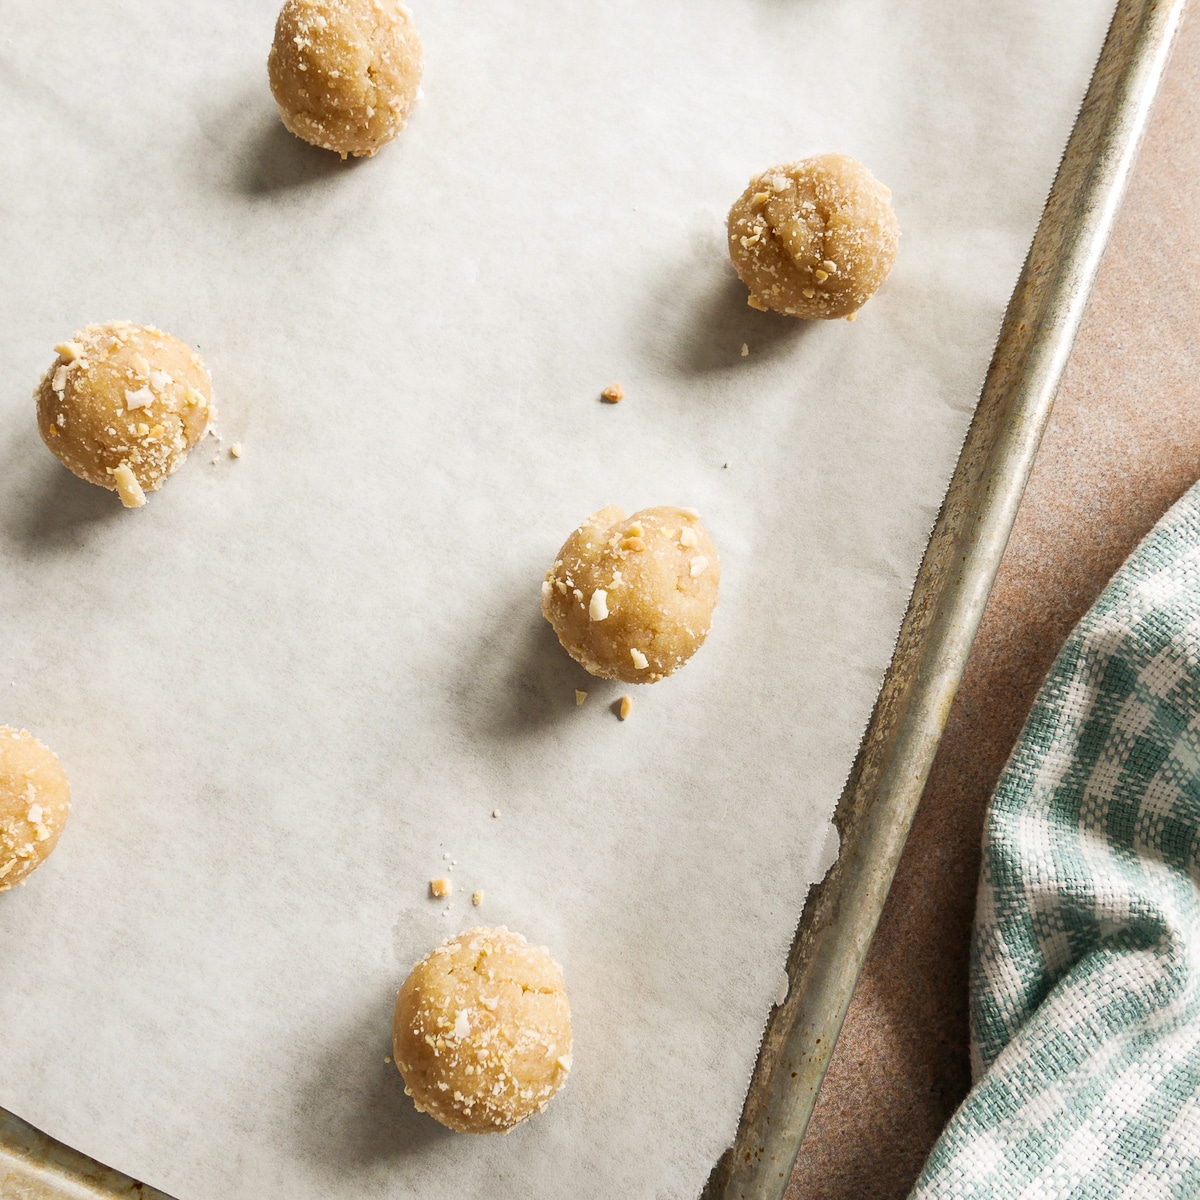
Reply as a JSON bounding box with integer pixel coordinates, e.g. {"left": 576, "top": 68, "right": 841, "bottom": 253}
{"left": 785, "top": 6, "right": 1200, "bottom": 1198}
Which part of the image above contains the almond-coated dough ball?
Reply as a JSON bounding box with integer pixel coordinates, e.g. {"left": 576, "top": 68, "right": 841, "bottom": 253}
{"left": 727, "top": 154, "right": 899, "bottom": 319}
{"left": 0, "top": 728, "right": 70, "bottom": 893}
{"left": 268, "top": 0, "right": 423, "bottom": 159}
{"left": 542, "top": 505, "right": 720, "bottom": 684}
{"left": 35, "top": 321, "right": 214, "bottom": 509}
{"left": 393, "top": 927, "right": 572, "bottom": 1133}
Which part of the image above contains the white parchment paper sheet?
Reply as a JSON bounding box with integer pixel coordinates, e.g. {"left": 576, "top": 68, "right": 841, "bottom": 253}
{"left": 0, "top": 1, "right": 1113, "bottom": 1196}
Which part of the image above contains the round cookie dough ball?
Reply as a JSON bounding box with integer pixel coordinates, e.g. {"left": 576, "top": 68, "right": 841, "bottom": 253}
{"left": 393, "top": 926, "right": 572, "bottom": 1133}
{"left": 268, "top": 0, "right": 423, "bottom": 159}
{"left": 0, "top": 728, "right": 70, "bottom": 893}
{"left": 35, "top": 321, "right": 214, "bottom": 509}
{"left": 727, "top": 154, "right": 899, "bottom": 320}
{"left": 542, "top": 505, "right": 720, "bottom": 684}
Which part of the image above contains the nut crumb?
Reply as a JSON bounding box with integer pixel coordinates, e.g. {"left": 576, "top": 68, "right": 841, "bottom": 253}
{"left": 124, "top": 385, "right": 154, "bottom": 411}
{"left": 230, "top": 442, "right": 243, "bottom": 459}
{"left": 740, "top": 343, "right": 749, "bottom": 357}
{"left": 574, "top": 690, "right": 588, "bottom": 706}
{"left": 588, "top": 590, "right": 609, "bottom": 621}
{"left": 472, "top": 890, "right": 484, "bottom": 907}
{"left": 113, "top": 464, "right": 146, "bottom": 509}
{"left": 430, "top": 877, "right": 452, "bottom": 898}
{"left": 601, "top": 383, "right": 624, "bottom": 403}
{"left": 629, "top": 648, "right": 648, "bottom": 670}
{"left": 385, "top": 1056, "right": 392, "bottom": 1064}
{"left": 690, "top": 555, "right": 710, "bottom": 577}
{"left": 679, "top": 527, "right": 698, "bottom": 548}
{"left": 617, "top": 695, "right": 633, "bottom": 721}
{"left": 492, "top": 809, "right": 501, "bottom": 818}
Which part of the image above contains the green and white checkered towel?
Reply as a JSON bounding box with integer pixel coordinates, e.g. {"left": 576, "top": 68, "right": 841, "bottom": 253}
{"left": 910, "top": 480, "right": 1200, "bottom": 1199}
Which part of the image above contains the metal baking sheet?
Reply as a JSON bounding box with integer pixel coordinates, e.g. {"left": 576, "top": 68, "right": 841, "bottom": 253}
{"left": 706, "top": 0, "right": 1189, "bottom": 1196}
{"left": 0, "top": 0, "right": 1177, "bottom": 1197}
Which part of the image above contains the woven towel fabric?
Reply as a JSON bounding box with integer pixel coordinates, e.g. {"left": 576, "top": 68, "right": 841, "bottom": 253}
{"left": 910, "top": 480, "right": 1200, "bottom": 1200}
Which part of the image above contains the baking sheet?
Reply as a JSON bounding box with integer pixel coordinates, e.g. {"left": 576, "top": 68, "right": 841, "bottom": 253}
{"left": 0, "top": 2, "right": 1114, "bottom": 1198}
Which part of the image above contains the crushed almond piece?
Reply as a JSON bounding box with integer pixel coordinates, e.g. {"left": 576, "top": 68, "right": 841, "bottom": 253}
{"left": 690, "top": 555, "right": 710, "bottom": 577}
{"left": 230, "top": 442, "right": 243, "bottom": 459}
{"left": 740, "top": 343, "right": 749, "bottom": 357}
{"left": 430, "top": 877, "right": 452, "bottom": 898}
{"left": 588, "top": 589, "right": 609, "bottom": 621}
{"left": 492, "top": 809, "right": 501, "bottom": 818}
{"left": 472, "top": 890, "right": 484, "bottom": 907}
{"left": 747, "top": 295, "right": 769, "bottom": 312}
{"left": 124, "top": 385, "right": 154, "bottom": 410}
{"left": 112, "top": 464, "right": 146, "bottom": 509}
{"left": 574, "top": 690, "right": 588, "bottom": 706}
{"left": 679, "top": 526, "right": 698, "bottom": 548}
{"left": 620, "top": 536, "right": 646, "bottom": 552}
{"left": 618, "top": 695, "right": 633, "bottom": 721}
{"left": 630, "top": 648, "right": 649, "bottom": 670}
{"left": 600, "top": 383, "right": 624, "bottom": 403}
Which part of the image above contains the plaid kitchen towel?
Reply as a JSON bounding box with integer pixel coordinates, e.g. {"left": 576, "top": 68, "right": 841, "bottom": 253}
{"left": 910, "top": 480, "right": 1200, "bottom": 1200}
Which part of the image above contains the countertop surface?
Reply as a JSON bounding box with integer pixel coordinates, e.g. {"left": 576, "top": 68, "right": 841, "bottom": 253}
{"left": 786, "top": 4, "right": 1200, "bottom": 1198}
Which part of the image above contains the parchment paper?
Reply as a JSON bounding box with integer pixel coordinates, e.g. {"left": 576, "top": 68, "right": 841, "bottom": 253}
{"left": 0, "top": 1, "right": 1114, "bottom": 1196}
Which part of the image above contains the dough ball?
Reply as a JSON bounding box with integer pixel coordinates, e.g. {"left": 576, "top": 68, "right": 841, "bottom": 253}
{"left": 0, "top": 728, "right": 70, "bottom": 893}
{"left": 35, "top": 321, "right": 214, "bottom": 509}
{"left": 727, "top": 154, "right": 899, "bottom": 319}
{"left": 542, "top": 505, "right": 720, "bottom": 684}
{"left": 268, "top": 0, "right": 423, "bottom": 159}
{"left": 392, "top": 926, "right": 572, "bottom": 1134}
